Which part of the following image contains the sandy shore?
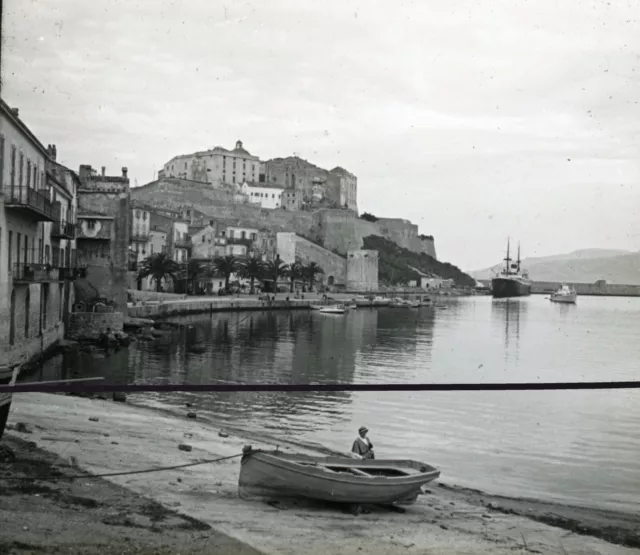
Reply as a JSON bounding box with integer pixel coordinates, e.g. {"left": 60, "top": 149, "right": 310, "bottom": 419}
{"left": 2, "top": 393, "right": 639, "bottom": 555}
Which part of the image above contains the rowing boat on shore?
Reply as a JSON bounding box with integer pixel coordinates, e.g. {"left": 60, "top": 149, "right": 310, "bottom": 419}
{"left": 238, "top": 446, "right": 440, "bottom": 505}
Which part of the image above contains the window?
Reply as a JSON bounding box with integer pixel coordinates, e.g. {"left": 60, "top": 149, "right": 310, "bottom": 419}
{"left": 0, "top": 136, "right": 4, "bottom": 185}
{"left": 19, "top": 152, "right": 24, "bottom": 186}
{"left": 10, "top": 145, "right": 16, "bottom": 186}
{"left": 202, "top": 236, "right": 205, "bottom": 243}
{"left": 26, "top": 160, "right": 31, "bottom": 188}
{"left": 59, "top": 283, "right": 64, "bottom": 320}
{"left": 16, "top": 234, "right": 21, "bottom": 269}
{"left": 8, "top": 230, "right": 13, "bottom": 270}
{"left": 136, "top": 211, "right": 141, "bottom": 219}
{"left": 143, "top": 212, "right": 147, "bottom": 220}
{"left": 87, "top": 220, "right": 96, "bottom": 229}
{"left": 241, "top": 231, "right": 246, "bottom": 239}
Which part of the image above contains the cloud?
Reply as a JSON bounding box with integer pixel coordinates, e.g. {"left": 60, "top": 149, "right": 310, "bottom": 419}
{"left": 3, "top": 0, "right": 640, "bottom": 269}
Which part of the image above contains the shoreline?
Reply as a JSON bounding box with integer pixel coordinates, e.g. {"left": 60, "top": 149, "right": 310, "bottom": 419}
{"left": 125, "top": 291, "right": 460, "bottom": 320}
{"left": 2, "top": 393, "right": 639, "bottom": 554}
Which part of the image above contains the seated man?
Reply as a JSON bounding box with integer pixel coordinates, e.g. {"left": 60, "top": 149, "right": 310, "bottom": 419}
{"left": 351, "top": 426, "right": 375, "bottom": 459}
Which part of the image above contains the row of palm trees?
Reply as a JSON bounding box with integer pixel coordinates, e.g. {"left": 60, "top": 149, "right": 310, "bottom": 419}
{"left": 136, "top": 252, "right": 325, "bottom": 295}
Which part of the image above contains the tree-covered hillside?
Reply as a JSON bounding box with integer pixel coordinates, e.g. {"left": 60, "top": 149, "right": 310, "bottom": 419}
{"left": 363, "top": 235, "right": 475, "bottom": 287}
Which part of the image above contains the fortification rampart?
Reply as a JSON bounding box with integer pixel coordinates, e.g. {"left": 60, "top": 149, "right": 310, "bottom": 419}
{"left": 131, "top": 180, "right": 437, "bottom": 258}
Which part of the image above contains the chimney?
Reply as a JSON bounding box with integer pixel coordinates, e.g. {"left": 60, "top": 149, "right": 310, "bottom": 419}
{"left": 79, "top": 164, "right": 93, "bottom": 180}
{"left": 11, "top": 108, "right": 19, "bottom": 117}
{"left": 101, "top": 166, "right": 106, "bottom": 176}
{"left": 122, "top": 167, "right": 128, "bottom": 179}
{"left": 52, "top": 145, "right": 57, "bottom": 160}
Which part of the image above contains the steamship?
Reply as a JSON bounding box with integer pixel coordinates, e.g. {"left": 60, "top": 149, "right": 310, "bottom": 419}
{"left": 491, "top": 240, "right": 532, "bottom": 298}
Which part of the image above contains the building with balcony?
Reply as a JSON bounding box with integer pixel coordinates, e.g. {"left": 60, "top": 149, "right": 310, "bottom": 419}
{"left": 169, "top": 220, "right": 190, "bottom": 263}
{"left": 74, "top": 164, "right": 130, "bottom": 315}
{"left": 0, "top": 99, "right": 70, "bottom": 368}
{"left": 129, "top": 201, "right": 152, "bottom": 266}
{"left": 222, "top": 225, "right": 258, "bottom": 257}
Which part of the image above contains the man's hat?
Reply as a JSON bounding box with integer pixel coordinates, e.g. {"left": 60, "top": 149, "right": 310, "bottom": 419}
{"left": 359, "top": 426, "right": 368, "bottom": 434}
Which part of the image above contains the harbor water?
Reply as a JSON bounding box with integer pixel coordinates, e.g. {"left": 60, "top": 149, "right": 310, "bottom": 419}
{"left": 42, "top": 295, "right": 640, "bottom": 514}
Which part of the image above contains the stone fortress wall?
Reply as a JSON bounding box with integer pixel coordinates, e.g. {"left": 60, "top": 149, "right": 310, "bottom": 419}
{"left": 131, "top": 178, "right": 438, "bottom": 260}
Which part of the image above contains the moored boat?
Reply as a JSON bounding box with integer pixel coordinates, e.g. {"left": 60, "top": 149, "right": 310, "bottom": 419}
{"left": 491, "top": 240, "right": 532, "bottom": 298}
{"left": 550, "top": 284, "right": 577, "bottom": 304}
{"left": 317, "top": 305, "right": 346, "bottom": 314}
{"left": 238, "top": 446, "right": 440, "bottom": 506}
{"left": 354, "top": 295, "right": 391, "bottom": 307}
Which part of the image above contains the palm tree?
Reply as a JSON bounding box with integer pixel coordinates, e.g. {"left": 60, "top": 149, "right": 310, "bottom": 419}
{"left": 183, "top": 259, "right": 211, "bottom": 295}
{"left": 264, "top": 257, "right": 289, "bottom": 293}
{"left": 303, "top": 262, "right": 324, "bottom": 291}
{"left": 237, "top": 255, "right": 265, "bottom": 294}
{"left": 212, "top": 254, "right": 239, "bottom": 291}
{"left": 137, "top": 252, "right": 180, "bottom": 292}
{"left": 286, "top": 261, "right": 305, "bottom": 293}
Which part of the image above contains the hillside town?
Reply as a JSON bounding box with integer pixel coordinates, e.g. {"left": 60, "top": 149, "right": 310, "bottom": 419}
{"left": 0, "top": 98, "right": 467, "bottom": 372}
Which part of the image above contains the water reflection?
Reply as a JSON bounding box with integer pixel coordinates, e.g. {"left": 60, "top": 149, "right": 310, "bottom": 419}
{"left": 491, "top": 299, "right": 528, "bottom": 367}
{"left": 37, "top": 298, "right": 640, "bottom": 512}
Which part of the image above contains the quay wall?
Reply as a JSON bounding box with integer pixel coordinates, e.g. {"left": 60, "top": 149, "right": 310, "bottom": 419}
{"left": 531, "top": 281, "right": 640, "bottom": 297}
{"left": 128, "top": 289, "right": 187, "bottom": 302}
{"left": 127, "top": 299, "right": 317, "bottom": 319}
{"left": 67, "top": 312, "right": 124, "bottom": 340}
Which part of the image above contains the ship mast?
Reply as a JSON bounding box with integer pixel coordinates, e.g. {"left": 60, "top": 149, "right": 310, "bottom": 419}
{"left": 504, "top": 238, "right": 512, "bottom": 274}
{"left": 516, "top": 242, "right": 521, "bottom": 273}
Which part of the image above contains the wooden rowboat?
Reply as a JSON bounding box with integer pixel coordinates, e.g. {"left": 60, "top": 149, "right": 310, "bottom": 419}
{"left": 238, "top": 446, "right": 440, "bottom": 505}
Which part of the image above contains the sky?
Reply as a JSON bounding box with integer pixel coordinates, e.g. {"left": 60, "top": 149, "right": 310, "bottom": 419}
{"left": 3, "top": 0, "right": 640, "bottom": 271}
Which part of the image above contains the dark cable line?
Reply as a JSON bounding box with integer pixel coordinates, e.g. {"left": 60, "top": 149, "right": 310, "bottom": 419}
{"left": 2, "top": 381, "right": 640, "bottom": 394}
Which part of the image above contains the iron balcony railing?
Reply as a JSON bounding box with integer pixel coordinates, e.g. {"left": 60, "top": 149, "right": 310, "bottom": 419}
{"left": 51, "top": 220, "right": 76, "bottom": 239}
{"left": 130, "top": 232, "right": 150, "bottom": 242}
{"left": 58, "top": 267, "right": 78, "bottom": 281}
{"left": 2, "top": 185, "right": 58, "bottom": 221}
{"left": 226, "top": 237, "right": 254, "bottom": 246}
{"left": 174, "top": 237, "right": 192, "bottom": 249}
{"left": 13, "top": 262, "right": 60, "bottom": 283}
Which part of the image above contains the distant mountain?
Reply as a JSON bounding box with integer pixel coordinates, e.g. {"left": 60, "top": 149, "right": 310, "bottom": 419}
{"left": 470, "top": 249, "right": 640, "bottom": 284}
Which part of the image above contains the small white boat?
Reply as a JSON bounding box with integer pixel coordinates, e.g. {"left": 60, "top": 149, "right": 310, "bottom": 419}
{"left": 550, "top": 284, "right": 577, "bottom": 304}
{"left": 318, "top": 305, "right": 346, "bottom": 314}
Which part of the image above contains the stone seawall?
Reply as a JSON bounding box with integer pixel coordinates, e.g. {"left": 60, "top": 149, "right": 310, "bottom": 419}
{"left": 67, "top": 312, "right": 125, "bottom": 340}
{"left": 531, "top": 281, "right": 640, "bottom": 297}
{"left": 127, "top": 299, "right": 316, "bottom": 319}
{"left": 128, "top": 289, "right": 187, "bottom": 302}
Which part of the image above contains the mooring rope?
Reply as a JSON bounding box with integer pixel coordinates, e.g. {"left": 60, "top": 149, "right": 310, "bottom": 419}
{"left": 2, "top": 451, "right": 248, "bottom": 482}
